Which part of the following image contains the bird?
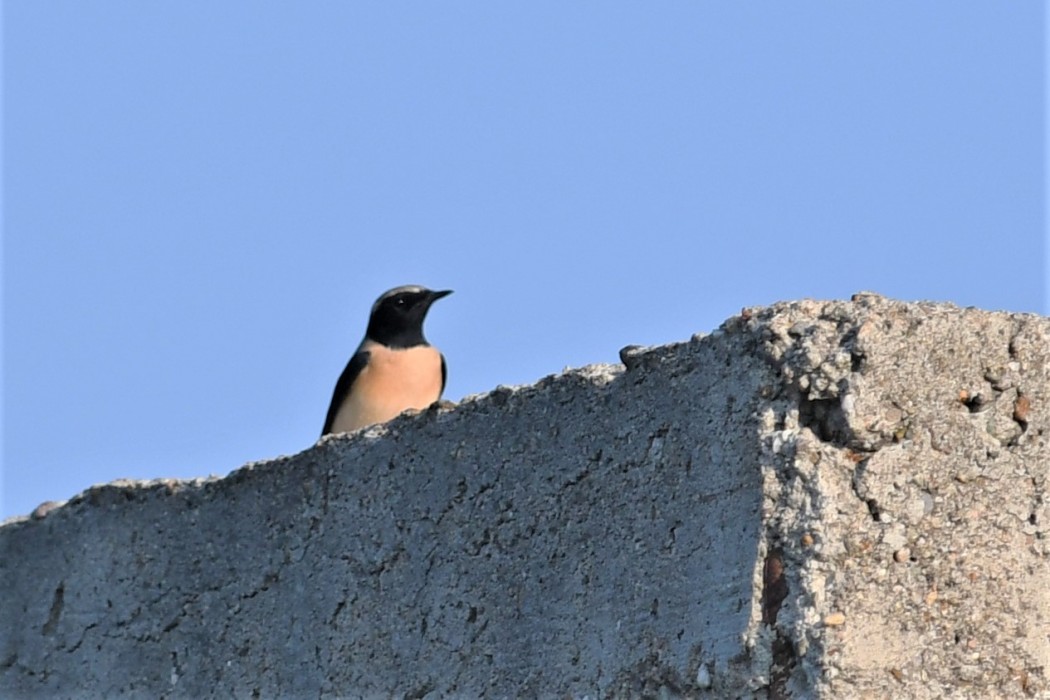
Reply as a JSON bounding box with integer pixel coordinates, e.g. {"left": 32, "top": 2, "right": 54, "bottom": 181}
{"left": 321, "top": 285, "right": 452, "bottom": 436}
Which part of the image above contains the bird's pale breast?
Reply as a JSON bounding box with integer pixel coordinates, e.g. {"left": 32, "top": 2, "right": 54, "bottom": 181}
{"left": 329, "top": 342, "right": 444, "bottom": 433}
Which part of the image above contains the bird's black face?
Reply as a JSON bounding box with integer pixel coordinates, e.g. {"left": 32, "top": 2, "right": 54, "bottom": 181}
{"left": 366, "top": 286, "right": 452, "bottom": 348}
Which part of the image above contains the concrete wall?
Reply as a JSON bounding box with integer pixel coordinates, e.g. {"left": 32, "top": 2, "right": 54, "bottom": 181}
{"left": 2, "top": 294, "right": 1047, "bottom": 699}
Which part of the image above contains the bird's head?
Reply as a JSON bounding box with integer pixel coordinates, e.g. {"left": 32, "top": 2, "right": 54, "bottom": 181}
{"left": 366, "top": 285, "right": 452, "bottom": 348}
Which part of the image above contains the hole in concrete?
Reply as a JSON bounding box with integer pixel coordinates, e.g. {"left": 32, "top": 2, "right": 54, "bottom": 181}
{"left": 866, "top": 499, "right": 882, "bottom": 521}
{"left": 762, "top": 550, "right": 789, "bottom": 625}
{"left": 769, "top": 635, "right": 797, "bottom": 700}
{"left": 963, "top": 394, "right": 988, "bottom": 413}
{"left": 762, "top": 546, "right": 798, "bottom": 698}
{"left": 851, "top": 353, "right": 864, "bottom": 372}
{"left": 838, "top": 327, "right": 865, "bottom": 372}
{"left": 798, "top": 396, "right": 850, "bottom": 446}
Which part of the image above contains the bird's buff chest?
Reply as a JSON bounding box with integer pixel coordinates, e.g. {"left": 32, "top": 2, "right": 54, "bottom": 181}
{"left": 329, "top": 344, "right": 444, "bottom": 433}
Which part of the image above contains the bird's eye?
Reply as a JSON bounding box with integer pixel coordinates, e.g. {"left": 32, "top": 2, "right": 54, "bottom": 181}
{"left": 395, "top": 297, "right": 407, "bottom": 306}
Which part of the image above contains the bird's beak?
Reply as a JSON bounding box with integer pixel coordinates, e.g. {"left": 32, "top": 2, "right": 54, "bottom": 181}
{"left": 429, "top": 289, "right": 453, "bottom": 301}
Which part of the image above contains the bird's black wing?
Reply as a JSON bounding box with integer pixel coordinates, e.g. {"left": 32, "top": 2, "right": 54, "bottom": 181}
{"left": 321, "top": 350, "right": 371, "bottom": 436}
{"left": 440, "top": 354, "right": 447, "bottom": 396}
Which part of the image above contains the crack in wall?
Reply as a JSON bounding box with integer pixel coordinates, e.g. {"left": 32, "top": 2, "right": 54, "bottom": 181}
{"left": 41, "top": 583, "right": 64, "bottom": 637}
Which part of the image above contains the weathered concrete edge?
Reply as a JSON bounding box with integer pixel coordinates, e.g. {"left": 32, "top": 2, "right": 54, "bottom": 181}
{"left": 7, "top": 292, "right": 1037, "bottom": 530}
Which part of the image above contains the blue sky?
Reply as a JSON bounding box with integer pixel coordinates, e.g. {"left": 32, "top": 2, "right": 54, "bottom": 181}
{"left": 3, "top": 4, "right": 1046, "bottom": 518}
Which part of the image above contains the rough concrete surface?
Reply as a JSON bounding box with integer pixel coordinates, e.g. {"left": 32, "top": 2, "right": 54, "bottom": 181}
{"left": 1, "top": 294, "right": 1047, "bottom": 699}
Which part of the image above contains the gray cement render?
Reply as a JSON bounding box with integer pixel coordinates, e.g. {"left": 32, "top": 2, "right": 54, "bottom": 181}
{"left": 1, "top": 294, "right": 1048, "bottom": 698}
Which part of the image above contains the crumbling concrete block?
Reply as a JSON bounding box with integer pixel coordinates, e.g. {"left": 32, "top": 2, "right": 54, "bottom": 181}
{"left": 1, "top": 294, "right": 1047, "bottom": 698}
